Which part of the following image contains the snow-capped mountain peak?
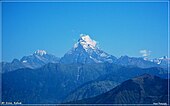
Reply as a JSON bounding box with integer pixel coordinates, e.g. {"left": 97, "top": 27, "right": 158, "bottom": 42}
{"left": 34, "top": 50, "right": 47, "bottom": 56}
{"left": 150, "top": 56, "right": 169, "bottom": 66}
{"left": 19, "top": 50, "right": 59, "bottom": 68}
{"left": 75, "top": 34, "right": 97, "bottom": 50}
{"left": 60, "top": 34, "right": 117, "bottom": 64}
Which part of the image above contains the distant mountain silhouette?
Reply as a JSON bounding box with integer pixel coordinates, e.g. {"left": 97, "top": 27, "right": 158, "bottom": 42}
{"left": 1, "top": 50, "right": 60, "bottom": 73}
{"left": 1, "top": 34, "right": 169, "bottom": 73}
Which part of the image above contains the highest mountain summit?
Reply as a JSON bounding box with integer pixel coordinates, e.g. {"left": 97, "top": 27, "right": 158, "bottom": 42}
{"left": 60, "top": 34, "right": 117, "bottom": 64}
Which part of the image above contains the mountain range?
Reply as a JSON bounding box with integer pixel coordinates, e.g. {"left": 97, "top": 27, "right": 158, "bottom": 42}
{"left": 2, "top": 63, "right": 168, "bottom": 104}
{"left": 1, "top": 34, "right": 169, "bottom": 105}
{"left": 1, "top": 34, "right": 169, "bottom": 73}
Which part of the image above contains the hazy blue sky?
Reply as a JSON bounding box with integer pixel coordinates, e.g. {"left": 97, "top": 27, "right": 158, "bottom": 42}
{"left": 2, "top": 2, "right": 168, "bottom": 61}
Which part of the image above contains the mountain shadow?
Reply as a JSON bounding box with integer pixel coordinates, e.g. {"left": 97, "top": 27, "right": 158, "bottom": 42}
{"left": 68, "top": 74, "right": 169, "bottom": 104}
